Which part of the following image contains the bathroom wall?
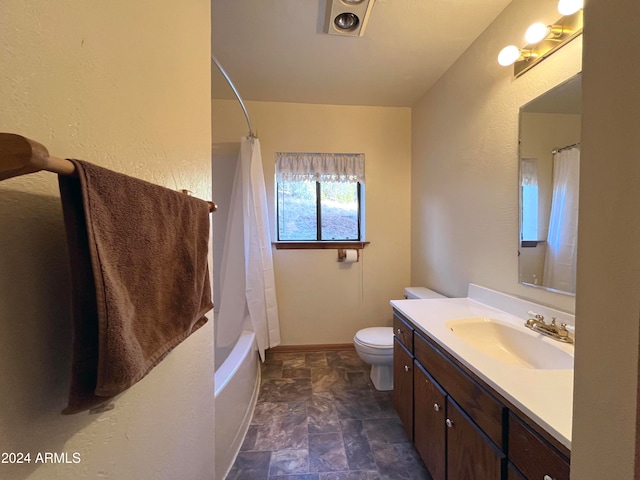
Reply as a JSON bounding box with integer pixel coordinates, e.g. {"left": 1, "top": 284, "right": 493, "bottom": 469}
{"left": 212, "top": 100, "right": 411, "bottom": 345}
{"left": 413, "top": 0, "right": 640, "bottom": 476}
{"left": 411, "top": 0, "right": 581, "bottom": 314}
{"left": 0, "top": 1, "right": 214, "bottom": 479}
{"left": 572, "top": 0, "right": 640, "bottom": 477}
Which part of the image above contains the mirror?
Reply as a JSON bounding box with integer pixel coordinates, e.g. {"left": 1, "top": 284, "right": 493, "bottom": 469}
{"left": 518, "top": 73, "right": 581, "bottom": 295}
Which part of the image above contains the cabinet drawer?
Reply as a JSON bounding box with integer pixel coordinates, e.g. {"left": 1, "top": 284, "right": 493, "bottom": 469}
{"left": 393, "top": 313, "right": 413, "bottom": 351}
{"left": 509, "top": 413, "right": 569, "bottom": 480}
{"left": 414, "top": 330, "right": 505, "bottom": 449}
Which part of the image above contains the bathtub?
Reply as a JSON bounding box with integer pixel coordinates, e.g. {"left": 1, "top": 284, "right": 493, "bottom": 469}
{"left": 214, "top": 330, "right": 260, "bottom": 480}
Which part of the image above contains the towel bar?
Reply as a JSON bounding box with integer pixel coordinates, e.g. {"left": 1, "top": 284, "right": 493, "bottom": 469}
{"left": 0, "top": 133, "right": 217, "bottom": 212}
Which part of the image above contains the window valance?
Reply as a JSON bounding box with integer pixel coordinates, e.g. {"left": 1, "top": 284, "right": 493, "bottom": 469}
{"left": 275, "top": 152, "right": 365, "bottom": 184}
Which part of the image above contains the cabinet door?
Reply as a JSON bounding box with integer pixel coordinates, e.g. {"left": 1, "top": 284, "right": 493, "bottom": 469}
{"left": 393, "top": 338, "right": 414, "bottom": 440}
{"left": 508, "top": 413, "right": 569, "bottom": 480}
{"left": 414, "top": 363, "right": 447, "bottom": 480}
{"left": 447, "top": 399, "right": 506, "bottom": 480}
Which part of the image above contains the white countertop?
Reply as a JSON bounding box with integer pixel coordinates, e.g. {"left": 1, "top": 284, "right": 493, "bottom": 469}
{"left": 390, "top": 296, "right": 573, "bottom": 450}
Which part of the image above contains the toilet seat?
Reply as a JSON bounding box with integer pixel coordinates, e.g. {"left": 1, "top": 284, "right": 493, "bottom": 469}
{"left": 354, "top": 327, "right": 393, "bottom": 347}
{"left": 354, "top": 327, "right": 393, "bottom": 355}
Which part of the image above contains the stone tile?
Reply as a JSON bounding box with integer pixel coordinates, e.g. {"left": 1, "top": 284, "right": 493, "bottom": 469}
{"left": 241, "top": 424, "right": 259, "bottom": 450}
{"left": 319, "top": 472, "right": 382, "bottom": 480}
{"left": 308, "top": 433, "right": 349, "bottom": 473}
{"left": 371, "top": 391, "right": 396, "bottom": 418}
{"left": 262, "top": 362, "right": 284, "bottom": 378}
{"left": 230, "top": 347, "right": 429, "bottom": 480}
{"left": 254, "top": 405, "right": 309, "bottom": 451}
{"left": 270, "top": 475, "right": 320, "bottom": 480}
{"left": 268, "top": 352, "right": 308, "bottom": 368}
{"left": 326, "top": 350, "right": 368, "bottom": 370}
{"left": 372, "top": 443, "right": 431, "bottom": 480}
{"left": 311, "top": 367, "right": 351, "bottom": 393}
{"left": 259, "top": 378, "right": 313, "bottom": 402}
{"left": 362, "top": 418, "right": 410, "bottom": 445}
{"left": 307, "top": 393, "right": 341, "bottom": 434}
{"left": 305, "top": 352, "right": 328, "bottom": 367}
{"left": 341, "top": 419, "right": 377, "bottom": 471}
{"left": 253, "top": 402, "right": 306, "bottom": 424}
{"left": 283, "top": 366, "right": 312, "bottom": 379}
{"left": 269, "top": 449, "right": 310, "bottom": 476}
{"left": 226, "top": 451, "right": 271, "bottom": 480}
{"left": 346, "top": 371, "right": 371, "bottom": 387}
{"left": 332, "top": 388, "right": 385, "bottom": 420}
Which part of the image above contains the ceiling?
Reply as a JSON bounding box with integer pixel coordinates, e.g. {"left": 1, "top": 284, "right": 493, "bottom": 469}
{"left": 212, "top": 0, "right": 512, "bottom": 107}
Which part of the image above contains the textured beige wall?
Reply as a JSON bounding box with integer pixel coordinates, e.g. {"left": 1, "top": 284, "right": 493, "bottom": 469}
{"left": 212, "top": 100, "right": 411, "bottom": 344}
{"left": 411, "top": 0, "right": 581, "bottom": 313}
{"left": 0, "top": 1, "right": 214, "bottom": 479}
{"left": 571, "top": 0, "right": 640, "bottom": 477}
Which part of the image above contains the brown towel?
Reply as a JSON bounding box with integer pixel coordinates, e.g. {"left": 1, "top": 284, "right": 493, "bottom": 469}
{"left": 58, "top": 159, "right": 213, "bottom": 414}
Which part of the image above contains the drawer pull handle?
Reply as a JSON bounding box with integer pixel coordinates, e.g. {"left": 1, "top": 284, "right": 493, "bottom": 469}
{"left": 404, "top": 365, "right": 410, "bottom": 372}
{"left": 433, "top": 403, "right": 440, "bottom": 412}
{"left": 543, "top": 476, "right": 556, "bottom": 480}
{"left": 446, "top": 418, "right": 453, "bottom": 428}
{"left": 397, "top": 328, "right": 402, "bottom": 335}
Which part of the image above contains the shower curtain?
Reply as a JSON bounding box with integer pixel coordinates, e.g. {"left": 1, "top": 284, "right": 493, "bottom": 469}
{"left": 216, "top": 136, "right": 280, "bottom": 361}
{"left": 543, "top": 147, "right": 580, "bottom": 292}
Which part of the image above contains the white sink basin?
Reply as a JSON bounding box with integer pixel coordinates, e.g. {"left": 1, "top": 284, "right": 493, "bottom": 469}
{"left": 445, "top": 317, "right": 574, "bottom": 370}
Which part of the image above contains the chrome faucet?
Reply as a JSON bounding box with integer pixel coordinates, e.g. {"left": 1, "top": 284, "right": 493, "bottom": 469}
{"left": 524, "top": 311, "right": 574, "bottom": 344}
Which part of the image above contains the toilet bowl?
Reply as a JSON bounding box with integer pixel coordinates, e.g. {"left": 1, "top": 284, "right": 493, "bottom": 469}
{"left": 353, "top": 327, "right": 394, "bottom": 391}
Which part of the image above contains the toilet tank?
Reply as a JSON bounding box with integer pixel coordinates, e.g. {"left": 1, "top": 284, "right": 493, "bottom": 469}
{"left": 404, "top": 287, "right": 446, "bottom": 299}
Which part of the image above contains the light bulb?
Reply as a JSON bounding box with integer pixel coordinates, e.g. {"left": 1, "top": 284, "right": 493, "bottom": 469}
{"left": 498, "top": 45, "right": 521, "bottom": 67}
{"left": 558, "top": 0, "right": 583, "bottom": 15}
{"left": 525, "top": 22, "right": 550, "bottom": 44}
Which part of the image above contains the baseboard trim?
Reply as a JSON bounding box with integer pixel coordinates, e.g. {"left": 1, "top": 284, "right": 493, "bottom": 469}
{"left": 269, "top": 343, "right": 355, "bottom": 353}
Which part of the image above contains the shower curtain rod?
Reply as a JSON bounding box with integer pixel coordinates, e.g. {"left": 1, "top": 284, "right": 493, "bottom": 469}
{"left": 211, "top": 55, "right": 256, "bottom": 139}
{"left": 0, "top": 133, "right": 217, "bottom": 211}
{"left": 553, "top": 142, "right": 581, "bottom": 154}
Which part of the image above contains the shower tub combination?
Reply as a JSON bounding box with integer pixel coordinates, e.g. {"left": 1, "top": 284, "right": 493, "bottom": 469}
{"left": 212, "top": 55, "right": 279, "bottom": 480}
{"left": 214, "top": 330, "right": 260, "bottom": 480}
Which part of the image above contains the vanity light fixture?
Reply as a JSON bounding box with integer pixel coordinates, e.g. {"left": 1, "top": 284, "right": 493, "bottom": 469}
{"left": 557, "top": 0, "right": 583, "bottom": 16}
{"left": 498, "top": 8, "right": 583, "bottom": 77}
{"left": 325, "top": 0, "right": 376, "bottom": 37}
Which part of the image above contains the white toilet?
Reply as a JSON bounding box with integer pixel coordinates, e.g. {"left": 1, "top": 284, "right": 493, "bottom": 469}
{"left": 354, "top": 287, "right": 445, "bottom": 391}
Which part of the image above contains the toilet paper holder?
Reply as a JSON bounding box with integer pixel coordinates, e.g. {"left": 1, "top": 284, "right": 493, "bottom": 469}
{"left": 338, "top": 248, "right": 360, "bottom": 262}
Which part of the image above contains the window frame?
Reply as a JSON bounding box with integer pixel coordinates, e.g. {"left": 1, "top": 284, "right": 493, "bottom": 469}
{"left": 275, "top": 179, "right": 364, "bottom": 243}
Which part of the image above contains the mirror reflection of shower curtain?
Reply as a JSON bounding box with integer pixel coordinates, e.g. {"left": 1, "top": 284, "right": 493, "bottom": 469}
{"left": 217, "top": 136, "right": 280, "bottom": 361}
{"left": 543, "top": 147, "right": 580, "bottom": 292}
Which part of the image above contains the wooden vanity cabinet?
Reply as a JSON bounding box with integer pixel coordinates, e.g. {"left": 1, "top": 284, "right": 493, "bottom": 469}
{"left": 393, "top": 314, "right": 415, "bottom": 440}
{"left": 393, "top": 313, "right": 413, "bottom": 352}
{"left": 508, "top": 413, "right": 570, "bottom": 480}
{"left": 446, "top": 397, "right": 506, "bottom": 479}
{"left": 413, "top": 345, "right": 506, "bottom": 480}
{"left": 414, "top": 363, "right": 447, "bottom": 480}
{"left": 393, "top": 337, "right": 414, "bottom": 440}
{"left": 393, "top": 309, "right": 569, "bottom": 480}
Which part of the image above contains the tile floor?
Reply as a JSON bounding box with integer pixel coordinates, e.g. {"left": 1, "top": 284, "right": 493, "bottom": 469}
{"left": 226, "top": 349, "right": 431, "bottom": 480}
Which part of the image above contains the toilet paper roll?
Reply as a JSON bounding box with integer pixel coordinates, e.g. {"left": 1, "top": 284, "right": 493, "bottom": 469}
{"left": 344, "top": 249, "right": 358, "bottom": 263}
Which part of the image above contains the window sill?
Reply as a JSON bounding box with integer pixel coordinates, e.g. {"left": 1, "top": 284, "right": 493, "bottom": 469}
{"left": 521, "top": 240, "right": 546, "bottom": 248}
{"left": 273, "top": 241, "right": 370, "bottom": 250}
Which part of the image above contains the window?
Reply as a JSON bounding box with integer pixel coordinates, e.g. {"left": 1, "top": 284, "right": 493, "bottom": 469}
{"left": 275, "top": 153, "right": 364, "bottom": 242}
{"left": 520, "top": 158, "right": 539, "bottom": 241}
